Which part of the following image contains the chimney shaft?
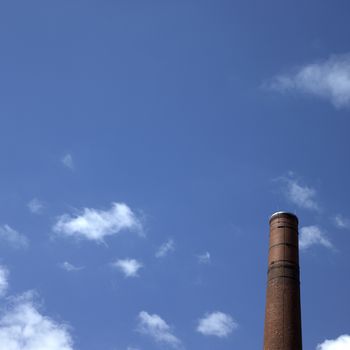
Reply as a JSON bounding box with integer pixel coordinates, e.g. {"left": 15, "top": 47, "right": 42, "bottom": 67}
{"left": 263, "top": 212, "right": 302, "bottom": 350}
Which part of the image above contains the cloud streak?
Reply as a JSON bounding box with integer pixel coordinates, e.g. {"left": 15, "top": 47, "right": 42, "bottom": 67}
{"left": 277, "top": 174, "right": 319, "bottom": 211}
{"left": 334, "top": 214, "right": 350, "bottom": 229}
{"left": 155, "top": 239, "right": 175, "bottom": 258}
{"left": 0, "top": 225, "right": 29, "bottom": 249}
{"left": 0, "top": 266, "right": 9, "bottom": 297}
{"left": 268, "top": 53, "right": 350, "bottom": 108}
{"left": 299, "top": 226, "right": 333, "bottom": 250}
{"left": 53, "top": 202, "right": 143, "bottom": 242}
{"left": 137, "top": 311, "right": 181, "bottom": 348}
{"left": 59, "top": 262, "right": 84, "bottom": 272}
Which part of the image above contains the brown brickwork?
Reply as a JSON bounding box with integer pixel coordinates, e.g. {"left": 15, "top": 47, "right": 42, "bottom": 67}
{"left": 263, "top": 212, "right": 302, "bottom": 350}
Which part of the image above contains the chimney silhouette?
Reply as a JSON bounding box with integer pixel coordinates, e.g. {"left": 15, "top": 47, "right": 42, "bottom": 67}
{"left": 263, "top": 212, "right": 302, "bottom": 350}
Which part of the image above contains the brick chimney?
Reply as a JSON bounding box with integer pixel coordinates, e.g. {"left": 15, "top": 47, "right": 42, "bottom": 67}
{"left": 263, "top": 212, "right": 302, "bottom": 350}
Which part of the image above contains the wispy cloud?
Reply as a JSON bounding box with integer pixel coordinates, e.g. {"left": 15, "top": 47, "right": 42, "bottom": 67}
{"left": 197, "top": 252, "right": 211, "bottom": 264}
{"left": 0, "top": 225, "right": 29, "bottom": 249}
{"left": 0, "top": 291, "right": 75, "bottom": 350}
{"left": 267, "top": 53, "right": 350, "bottom": 109}
{"left": 277, "top": 174, "right": 319, "bottom": 211}
{"left": 27, "top": 198, "right": 45, "bottom": 214}
{"left": 299, "top": 226, "right": 333, "bottom": 250}
{"left": 0, "top": 266, "right": 9, "bottom": 297}
{"left": 59, "top": 262, "right": 84, "bottom": 272}
{"left": 61, "top": 153, "right": 74, "bottom": 170}
{"left": 317, "top": 334, "right": 350, "bottom": 350}
{"left": 155, "top": 239, "right": 175, "bottom": 258}
{"left": 137, "top": 311, "right": 182, "bottom": 348}
{"left": 112, "top": 259, "right": 143, "bottom": 278}
{"left": 53, "top": 202, "right": 143, "bottom": 243}
{"left": 287, "top": 180, "right": 318, "bottom": 210}
{"left": 334, "top": 214, "right": 350, "bottom": 229}
{"left": 197, "top": 311, "right": 237, "bottom": 338}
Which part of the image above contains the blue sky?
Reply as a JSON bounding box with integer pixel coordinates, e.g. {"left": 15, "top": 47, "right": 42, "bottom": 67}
{"left": 0, "top": 1, "right": 350, "bottom": 349}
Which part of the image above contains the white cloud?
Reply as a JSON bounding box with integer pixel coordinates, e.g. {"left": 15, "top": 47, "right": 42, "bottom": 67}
{"left": 0, "top": 225, "right": 29, "bottom": 249}
{"left": 53, "top": 202, "right": 143, "bottom": 242}
{"left": 278, "top": 174, "right": 319, "bottom": 211}
{"left": 299, "top": 226, "right": 333, "bottom": 250}
{"left": 112, "top": 259, "right": 142, "bottom": 278}
{"left": 137, "top": 311, "right": 181, "bottom": 348}
{"left": 61, "top": 153, "right": 74, "bottom": 170}
{"left": 197, "top": 311, "right": 237, "bottom": 338}
{"left": 334, "top": 214, "right": 350, "bottom": 229}
{"left": 268, "top": 54, "right": 350, "bottom": 109}
{"left": 0, "top": 291, "right": 75, "bottom": 350}
{"left": 287, "top": 180, "right": 318, "bottom": 210}
{"left": 0, "top": 266, "right": 9, "bottom": 297}
{"left": 197, "top": 252, "right": 211, "bottom": 264}
{"left": 59, "top": 262, "right": 84, "bottom": 272}
{"left": 155, "top": 239, "right": 175, "bottom": 258}
{"left": 317, "top": 334, "right": 350, "bottom": 350}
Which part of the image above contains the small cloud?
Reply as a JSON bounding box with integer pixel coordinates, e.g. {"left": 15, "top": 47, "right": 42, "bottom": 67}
{"left": 277, "top": 174, "right": 319, "bottom": 211}
{"left": 59, "top": 261, "right": 84, "bottom": 272}
{"left": 197, "top": 252, "right": 211, "bottom": 264}
{"left": 299, "top": 226, "right": 333, "bottom": 250}
{"left": 53, "top": 202, "right": 143, "bottom": 243}
{"left": 317, "top": 334, "right": 350, "bottom": 350}
{"left": 288, "top": 180, "right": 318, "bottom": 210}
{"left": 197, "top": 311, "right": 238, "bottom": 338}
{"left": 267, "top": 53, "right": 350, "bottom": 109}
{"left": 27, "top": 198, "right": 45, "bottom": 214}
{"left": 137, "top": 311, "right": 182, "bottom": 348}
{"left": 0, "top": 291, "right": 75, "bottom": 350}
{"left": 112, "top": 259, "right": 143, "bottom": 278}
{"left": 62, "top": 153, "right": 74, "bottom": 170}
{"left": 334, "top": 214, "right": 350, "bottom": 229}
{"left": 0, "top": 266, "right": 9, "bottom": 297}
{"left": 155, "top": 239, "right": 175, "bottom": 258}
{"left": 0, "top": 225, "right": 29, "bottom": 249}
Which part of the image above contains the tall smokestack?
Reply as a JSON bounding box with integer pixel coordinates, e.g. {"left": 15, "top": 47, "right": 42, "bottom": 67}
{"left": 263, "top": 212, "right": 302, "bottom": 350}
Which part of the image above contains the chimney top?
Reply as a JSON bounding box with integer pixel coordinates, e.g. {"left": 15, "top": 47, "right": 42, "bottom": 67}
{"left": 269, "top": 211, "right": 298, "bottom": 224}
